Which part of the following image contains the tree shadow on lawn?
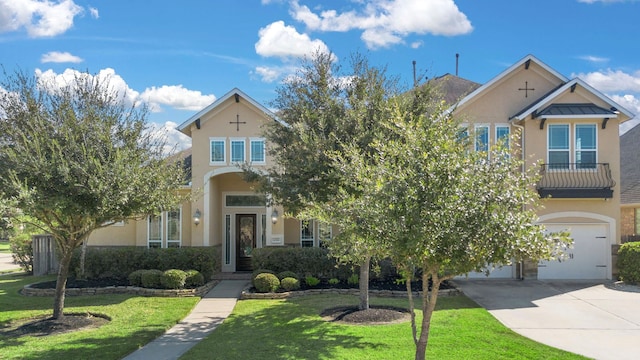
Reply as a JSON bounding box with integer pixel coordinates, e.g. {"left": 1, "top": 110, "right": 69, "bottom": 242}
{"left": 191, "top": 294, "right": 483, "bottom": 360}
{"left": 192, "top": 297, "right": 387, "bottom": 360}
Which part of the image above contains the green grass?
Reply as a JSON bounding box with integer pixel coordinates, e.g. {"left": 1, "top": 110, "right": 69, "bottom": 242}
{"left": 0, "top": 273, "right": 200, "bottom": 360}
{"left": 0, "top": 241, "right": 10, "bottom": 253}
{"left": 182, "top": 294, "right": 588, "bottom": 360}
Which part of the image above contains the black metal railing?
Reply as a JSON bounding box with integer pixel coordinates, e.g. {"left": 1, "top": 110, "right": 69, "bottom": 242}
{"left": 537, "top": 163, "right": 615, "bottom": 198}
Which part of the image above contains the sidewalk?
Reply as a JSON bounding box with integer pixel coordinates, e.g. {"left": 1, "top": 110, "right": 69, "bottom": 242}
{"left": 0, "top": 252, "right": 20, "bottom": 272}
{"left": 122, "top": 279, "right": 249, "bottom": 360}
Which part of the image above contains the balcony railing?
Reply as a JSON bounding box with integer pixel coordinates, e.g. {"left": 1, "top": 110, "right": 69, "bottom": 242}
{"left": 536, "top": 163, "right": 615, "bottom": 199}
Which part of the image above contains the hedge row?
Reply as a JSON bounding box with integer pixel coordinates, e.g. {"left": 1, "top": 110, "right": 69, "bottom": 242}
{"left": 251, "top": 247, "right": 355, "bottom": 280}
{"left": 69, "top": 246, "right": 220, "bottom": 281}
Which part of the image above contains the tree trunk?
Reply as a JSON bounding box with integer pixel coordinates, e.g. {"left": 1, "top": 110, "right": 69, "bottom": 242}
{"left": 358, "top": 255, "right": 371, "bottom": 310}
{"left": 79, "top": 239, "right": 87, "bottom": 280}
{"left": 414, "top": 271, "right": 442, "bottom": 360}
{"left": 52, "top": 249, "right": 73, "bottom": 319}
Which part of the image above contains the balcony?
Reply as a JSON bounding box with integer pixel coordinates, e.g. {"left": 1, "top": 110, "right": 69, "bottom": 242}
{"left": 537, "top": 163, "right": 615, "bottom": 199}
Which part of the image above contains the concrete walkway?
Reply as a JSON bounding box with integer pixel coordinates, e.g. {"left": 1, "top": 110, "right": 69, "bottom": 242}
{"left": 122, "top": 280, "right": 248, "bottom": 360}
{"left": 454, "top": 279, "right": 640, "bottom": 360}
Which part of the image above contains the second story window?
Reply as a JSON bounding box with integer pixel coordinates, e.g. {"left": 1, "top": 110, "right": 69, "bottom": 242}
{"left": 250, "top": 138, "right": 265, "bottom": 163}
{"left": 575, "top": 124, "right": 596, "bottom": 169}
{"left": 475, "top": 125, "right": 489, "bottom": 158}
{"left": 548, "top": 124, "right": 570, "bottom": 169}
{"left": 231, "top": 139, "right": 245, "bottom": 162}
{"left": 210, "top": 138, "right": 225, "bottom": 164}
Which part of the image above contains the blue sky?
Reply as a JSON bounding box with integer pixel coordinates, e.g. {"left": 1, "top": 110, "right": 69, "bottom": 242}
{"left": 2, "top": 0, "right": 639, "bottom": 150}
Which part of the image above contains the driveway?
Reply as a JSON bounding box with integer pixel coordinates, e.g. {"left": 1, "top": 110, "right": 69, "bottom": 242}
{"left": 453, "top": 279, "right": 640, "bottom": 360}
{"left": 0, "top": 252, "right": 20, "bottom": 272}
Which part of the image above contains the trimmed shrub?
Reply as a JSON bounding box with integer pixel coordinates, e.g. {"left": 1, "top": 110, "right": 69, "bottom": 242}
{"left": 254, "top": 273, "right": 280, "bottom": 293}
{"left": 618, "top": 242, "right": 640, "bottom": 284}
{"left": 347, "top": 273, "right": 359, "bottom": 286}
{"left": 305, "top": 275, "right": 320, "bottom": 287}
{"left": 161, "top": 269, "right": 187, "bottom": 289}
{"left": 69, "top": 246, "right": 219, "bottom": 281}
{"left": 252, "top": 269, "right": 275, "bottom": 286}
{"left": 128, "top": 269, "right": 146, "bottom": 286}
{"left": 9, "top": 233, "right": 32, "bottom": 274}
{"left": 140, "top": 269, "right": 163, "bottom": 288}
{"left": 328, "top": 278, "right": 340, "bottom": 285}
{"left": 185, "top": 270, "right": 205, "bottom": 288}
{"left": 277, "top": 270, "right": 299, "bottom": 281}
{"left": 280, "top": 277, "right": 300, "bottom": 291}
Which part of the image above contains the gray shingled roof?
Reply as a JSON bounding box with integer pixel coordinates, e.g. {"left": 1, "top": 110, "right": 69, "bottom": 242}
{"left": 621, "top": 123, "right": 640, "bottom": 204}
{"left": 536, "top": 103, "right": 615, "bottom": 117}
{"left": 429, "top": 73, "right": 481, "bottom": 105}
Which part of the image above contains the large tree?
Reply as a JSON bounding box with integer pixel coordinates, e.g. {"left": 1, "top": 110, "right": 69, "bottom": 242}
{"left": 0, "top": 70, "right": 187, "bottom": 319}
{"left": 322, "top": 91, "right": 571, "bottom": 360}
{"left": 244, "top": 51, "right": 433, "bottom": 309}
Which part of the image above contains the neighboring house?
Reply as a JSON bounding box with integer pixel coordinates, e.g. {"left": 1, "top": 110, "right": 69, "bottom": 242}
{"left": 89, "top": 54, "right": 633, "bottom": 279}
{"left": 620, "top": 124, "right": 640, "bottom": 242}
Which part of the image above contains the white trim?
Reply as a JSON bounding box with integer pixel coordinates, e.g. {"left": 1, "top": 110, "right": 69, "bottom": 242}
{"left": 511, "top": 78, "right": 634, "bottom": 121}
{"left": 223, "top": 191, "right": 266, "bottom": 208}
{"left": 178, "top": 88, "right": 282, "bottom": 135}
{"left": 575, "top": 123, "right": 598, "bottom": 165}
{"left": 474, "top": 124, "right": 490, "bottom": 155}
{"left": 166, "top": 207, "right": 182, "bottom": 248}
{"left": 147, "top": 214, "right": 163, "bottom": 248}
{"left": 209, "top": 137, "right": 226, "bottom": 165}
{"left": 447, "top": 54, "right": 568, "bottom": 114}
{"left": 300, "top": 219, "right": 315, "bottom": 247}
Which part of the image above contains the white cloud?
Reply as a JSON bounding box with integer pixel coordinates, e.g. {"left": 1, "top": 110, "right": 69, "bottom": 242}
{"left": 254, "top": 66, "right": 282, "bottom": 83}
{"left": 35, "top": 68, "right": 140, "bottom": 107}
{"left": 574, "top": 69, "right": 640, "bottom": 93}
{"left": 89, "top": 7, "right": 99, "bottom": 19}
{"left": 255, "top": 20, "right": 331, "bottom": 59}
{"left": 41, "top": 51, "right": 83, "bottom": 63}
{"left": 578, "top": 55, "right": 609, "bottom": 63}
{"left": 146, "top": 121, "right": 192, "bottom": 156}
{"left": 140, "top": 85, "right": 216, "bottom": 112}
{"left": 289, "top": 0, "right": 472, "bottom": 49}
{"left": 0, "top": 0, "right": 84, "bottom": 37}
{"left": 410, "top": 40, "right": 424, "bottom": 49}
{"left": 611, "top": 94, "right": 640, "bottom": 135}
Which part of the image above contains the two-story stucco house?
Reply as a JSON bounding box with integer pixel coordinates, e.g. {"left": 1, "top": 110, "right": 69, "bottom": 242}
{"left": 89, "top": 54, "right": 633, "bottom": 280}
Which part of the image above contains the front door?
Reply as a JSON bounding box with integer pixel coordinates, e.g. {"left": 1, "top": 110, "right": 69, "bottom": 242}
{"left": 236, "top": 214, "right": 256, "bottom": 271}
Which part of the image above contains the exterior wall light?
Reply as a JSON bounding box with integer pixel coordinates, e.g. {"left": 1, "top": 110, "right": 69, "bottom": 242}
{"left": 271, "top": 209, "right": 279, "bottom": 224}
{"left": 193, "top": 209, "right": 201, "bottom": 226}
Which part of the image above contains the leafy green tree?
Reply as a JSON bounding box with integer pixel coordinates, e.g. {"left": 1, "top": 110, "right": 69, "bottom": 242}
{"left": 244, "top": 51, "right": 433, "bottom": 310}
{"left": 0, "top": 70, "right": 187, "bottom": 319}
{"left": 323, "top": 92, "right": 571, "bottom": 360}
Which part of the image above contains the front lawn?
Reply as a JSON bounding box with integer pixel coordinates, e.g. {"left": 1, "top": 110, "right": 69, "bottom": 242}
{"left": 0, "top": 241, "right": 10, "bottom": 253}
{"left": 0, "top": 273, "right": 199, "bottom": 360}
{"left": 182, "top": 294, "right": 588, "bottom": 360}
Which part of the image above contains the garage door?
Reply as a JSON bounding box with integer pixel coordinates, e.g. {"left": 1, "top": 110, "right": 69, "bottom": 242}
{"left": 456, "top": 264, "right": 514, "bottom": 279}
{"left": 538, "top": 224, "right": 609, "bottom": 280}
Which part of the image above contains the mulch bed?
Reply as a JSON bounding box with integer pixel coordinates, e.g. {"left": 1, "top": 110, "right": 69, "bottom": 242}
{"left": 0, "top": 312, "right": 110, "bottom": 338}
{"left": 321, "top": 305, "right": 411, "bottom": 325}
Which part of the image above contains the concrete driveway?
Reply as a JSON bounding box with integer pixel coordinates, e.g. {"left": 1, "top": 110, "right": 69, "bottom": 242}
{"left": 0, "top": 252, "right": 20, "bottom": 272}
{"left": 454, "top": 279, "right": 640, "bottom": 360}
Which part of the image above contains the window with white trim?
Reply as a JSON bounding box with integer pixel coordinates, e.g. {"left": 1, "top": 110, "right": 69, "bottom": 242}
{"left": 496, "top": 125, "right": 510, "bottom": 149}
{"left": 166, "top": 208, "right": 182, "bottom": 248}
{"left": 231, "top": 139, "right": 245, "bottom": 163}
{"left": 548, "top": 124, "right": 570, "bottom": 169}
{"left": 475, "top": 125, "right": 489, "bottom": 158}
{"left": 318, "top": 222, "right": 332, "bottom": 248}
{"left": 148, "top": 214, "right": 162, "bottom": 248}
{"left": 300, "top": 219, "right": 314, "bottom": 247}
{"left": 250, "top": 138, "right": 266, "bottom": 163}
{"left": 575, "top": 124, "right": 597, "bottom": 169}
{"left": 210, "top": 138, "right": 226, "bottom": 164}
{"left": 147, "top": 208, "right": 181, "bottom": 248}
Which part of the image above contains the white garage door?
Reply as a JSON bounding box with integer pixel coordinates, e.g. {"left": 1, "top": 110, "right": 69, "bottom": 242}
{"left": 455, "top": 264, "right": 514, "bottom": 279}
{"left": 538, "top": 224, "right": 609, "bottom": 280}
